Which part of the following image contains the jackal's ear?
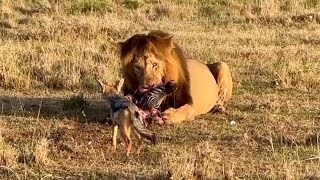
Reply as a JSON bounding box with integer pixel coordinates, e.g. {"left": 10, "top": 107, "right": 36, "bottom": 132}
{"left": 116, "top": 78, "right": 124, "bottom": 93}
{"left": 96, "top": 79, "right": 106, "bottom": 93}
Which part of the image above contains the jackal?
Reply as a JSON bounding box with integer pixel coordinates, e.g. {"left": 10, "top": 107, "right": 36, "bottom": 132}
{"left": 97, "top": 78, "right": 157, "bottom": 157}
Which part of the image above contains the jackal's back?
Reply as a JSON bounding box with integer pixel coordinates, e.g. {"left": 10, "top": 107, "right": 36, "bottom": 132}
{"left": 106, "top": 94, "right": 135, "bottom": 112}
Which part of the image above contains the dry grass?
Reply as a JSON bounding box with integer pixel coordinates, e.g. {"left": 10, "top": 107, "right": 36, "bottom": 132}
{"left": 0, "top": 0, "right": 320, "bottom": 179}
{"left": 0, "top": 128, "right": 18, "bottom": 168}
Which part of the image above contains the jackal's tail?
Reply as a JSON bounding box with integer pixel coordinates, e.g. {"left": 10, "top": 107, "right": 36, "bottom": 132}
{"left": 130, "top": 107, "right": 157, "bottom": 144}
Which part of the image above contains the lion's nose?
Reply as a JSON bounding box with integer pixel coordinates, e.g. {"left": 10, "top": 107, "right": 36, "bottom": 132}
{"left": 143, "top": 85, "right": 152, "bottom": 89}
{"left": 139, "top": 85, "right": 151, "bottom": 92}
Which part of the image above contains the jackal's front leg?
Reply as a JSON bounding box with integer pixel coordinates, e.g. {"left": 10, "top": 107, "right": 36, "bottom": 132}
{"left": 112, "top": 125, "right": 118, "bottom": 152}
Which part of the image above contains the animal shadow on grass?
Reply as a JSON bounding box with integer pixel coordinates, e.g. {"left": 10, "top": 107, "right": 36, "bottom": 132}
{"left": 0, "top": 94, "right": 109, "bottom": 124}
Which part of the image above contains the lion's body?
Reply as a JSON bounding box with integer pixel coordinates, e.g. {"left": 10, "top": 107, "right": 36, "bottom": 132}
{"left": 186, "top": 59, "right": 219, "bottom": 115}
{"left": 119, "top": 30, "right": 233, "bottom": 123}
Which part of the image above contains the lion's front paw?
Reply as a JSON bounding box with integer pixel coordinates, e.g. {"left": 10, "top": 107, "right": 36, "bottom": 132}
{"left": 162, "top": 108, "right": 186, "bottom": 124}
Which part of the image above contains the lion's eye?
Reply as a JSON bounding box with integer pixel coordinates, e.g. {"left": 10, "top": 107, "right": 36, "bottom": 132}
{"left": 152, "top": 63, "right": 158, "bottom": 68}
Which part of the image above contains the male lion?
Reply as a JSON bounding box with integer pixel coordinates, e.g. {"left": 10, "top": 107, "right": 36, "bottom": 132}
{"left": 118, "top": 30, "right": 233, "bottom": 124}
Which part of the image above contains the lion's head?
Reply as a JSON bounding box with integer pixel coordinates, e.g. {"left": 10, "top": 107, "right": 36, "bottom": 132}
{"left": 118, "top": 30, "right": 192, "bottom": 108}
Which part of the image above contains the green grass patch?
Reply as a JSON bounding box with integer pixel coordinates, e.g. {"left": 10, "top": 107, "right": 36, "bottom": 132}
{"left": 70, "top": 0, "right": 113, "bottom": 14}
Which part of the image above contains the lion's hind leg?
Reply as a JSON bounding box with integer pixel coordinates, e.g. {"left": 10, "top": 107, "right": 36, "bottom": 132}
{"left": 207, "top": 62, "right": 233, "bottom": 112}
{"left": 210, "top": 89, "right": 226, "bottom": 113}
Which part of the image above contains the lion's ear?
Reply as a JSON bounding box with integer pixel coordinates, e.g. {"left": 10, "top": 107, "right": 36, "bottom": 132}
{"left": 163, "top": 34, "right": 175, "bottom": 50}
{"left": 163, "top": 34, "right": 173, "bottom": 39}
{"left": 148, "top": 30, "right": 175, "bottom": 50}
{"left": 116, "top": 41, "right": 125, "bottom": 54}
{"left": 117, "top": 41, "right": 134, "bottom": 65}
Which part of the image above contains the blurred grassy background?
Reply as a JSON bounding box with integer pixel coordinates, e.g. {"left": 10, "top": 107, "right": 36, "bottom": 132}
{"left": 0, "top": 0, "right": 320, "bottom": 179}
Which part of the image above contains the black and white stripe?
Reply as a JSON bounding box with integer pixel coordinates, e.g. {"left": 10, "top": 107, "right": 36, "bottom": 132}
{"left": 139, "top": 80, "right": 177, "bottom": 109}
